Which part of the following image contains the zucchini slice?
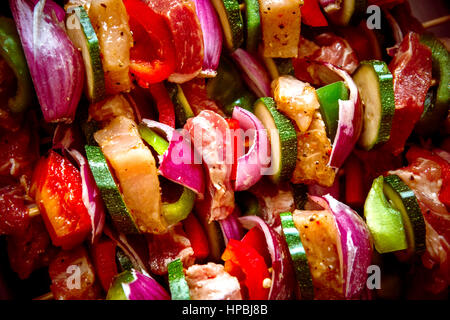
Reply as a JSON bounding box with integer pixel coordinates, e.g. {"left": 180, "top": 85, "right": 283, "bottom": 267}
{"left": 168, "top": 259, "right": 191, "bottom": 300}
{"left": 66, "top": 6, "right": 105, "bottom": 103}
{"left": 383, "top": 175, "right": 426, "bottom": 255}
{"left": 415, "top": 34, "right": 450, "bottom": 135}
{"left": 243, "top": 0, "right": 261, "bottom": 53}
{"left": 85, "top": 145, "right": 139, "bottom": 235}
{"left": 253, "top": 97, "right": 297, "bottom": 183}
{"left": 353, "top": 60, "right": 395, "bottom": 150}
{"left": 116, "top": 247, "right": 134, "bottom": 272}
{"left": 210, "top": 0, "right": 244, "bottom": 51}
{"left": 280, "top": 212, "right": 314, "bottom": 300}
{"left": 326, "top": 0, "right": 367, "bottom": 26}
{"left": 165, "top": 82, "right": 194, "bottom": 127}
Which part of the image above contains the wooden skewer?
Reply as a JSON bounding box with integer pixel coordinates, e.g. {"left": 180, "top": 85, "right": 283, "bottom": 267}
{"left": 28, "top": 205, "right": 41, "bottom": 218}
{"left": 33, "top": 291, "right": 54, "bottom": 300}
{"left": 422, "top": 15, "right": 450, "bottom": 29}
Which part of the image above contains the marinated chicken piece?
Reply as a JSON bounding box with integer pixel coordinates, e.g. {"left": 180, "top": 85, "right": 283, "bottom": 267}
{"left": 147, "top": 224, "right": 195, "bottom": 275}
{"left": 272, "top": 75, "right": 320, "bottom": 133}
{"left": 94, "top": 116, "right": 167, "bottom": 234}
{"left": 185, "top": 263, "right": 242, "bottom": 300}
{"left": 65, "top": 0, "right": 91, "bottom": 10}
{"left": 291, "top": 111, "right": 336, "bottom": 187}
{"left": 260, "top": 0, "right": 301, "bottom": 58}
{"left": 293, "top": 209, "right": 344, "bottom": 299}
{"left": 89, "top": 0, "right": 133, "bottom": 94}
{"left": 89, "top": 94, "right": 135, "bottom": 125}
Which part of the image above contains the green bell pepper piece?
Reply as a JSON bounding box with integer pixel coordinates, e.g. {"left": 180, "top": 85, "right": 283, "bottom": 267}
{"left": 139, "top": 124, "right": 196, "bottom": 224}
{"left": 0, "top": 17, "right": 33, "bottom": 113}
{"left": 364, "top": 176, "right": 408, "bottom": 254}
{"left": 316, "top": 81, "right": 349, "bottom": 141}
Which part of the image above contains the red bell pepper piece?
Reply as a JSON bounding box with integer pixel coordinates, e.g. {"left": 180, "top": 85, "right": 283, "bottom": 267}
{"left": 183, "top": 214, "right": 209, "bottom": 260}
{"left": 30, "top": 151, "right": 91, "bottom": 250}
{"left": 241, "top": 227, "right": 271, "bottom": 267}
{"left": 90, "top": 238, "right": 118, "bottom": 292}
{"left": 344, "top": 154, "right": 365, "bottom": 208}
{"left": 148, "top": 82, "right": 176, "bottom": 128}
{"left": 406, "top": 146, "right": 450, "bottom": 208}
{"left": 301, "top": 0, "right": 328, "bottom": 27}
{"left": 123, "top": 0, "right": 176, "bottom": 87}
{"left": 222, "top": 239, "right": 271, "bottom": 300}
{"left": 225, "top": 118, "right": 240, "bottom": 182}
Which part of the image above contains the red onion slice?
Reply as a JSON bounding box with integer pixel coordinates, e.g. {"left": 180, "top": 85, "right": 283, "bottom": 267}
{"left": 52, "top": 124, "right": 75, "bottom": 151}
{"left": 239, "top": 215, "right": 295, "bottom": 300}
{"left": 383, "top": 9, "right": 404, "bottom": 45}
{"left": 307, "top": 178, "right": 340, "bottom": 199}
{"left": 66, "top": 149, "right": 106, "bottom": 243}
{"left": 322, "top": 63, "right": 363, "bottom": 169}
{"left": 104, "top": 226, "right": 149, "bottom": 274}
{"left": 10, "top": 0, "right": 84, "bottom": 123}
{"left": 232, "top": 107, "right": 271, "bottom": 191}
{"left": 219, "top": 209, "right": 243, "bottom": 245}
{"left": 319, "top": 0, "right": 342, "bottom": 13}
{"left": 193, "top": 0, "right": 222, "bottom": 77}
{"left": 141, "top": 119, "right": 205, "bottom": 198}
{"left": 231, "top": 48, "right": 271, "bottom": 98}
{"left": 321, "top": 194, "right": 373, "bottom": 299}
{"left": 124, "top": 269, "right": 170, "bottom": 300}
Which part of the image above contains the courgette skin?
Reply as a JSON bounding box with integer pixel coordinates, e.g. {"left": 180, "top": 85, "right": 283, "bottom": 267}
{"left": 415, "top": 34, "right": 450, "bottom": 135}
{"left": 354, "top": 60, "right": 395, "bottom": 150}
{"left": 243, "top": 0, "right": 261, "bottom": 53}
{"left": 211, "top": 0, "right": 244, "bottom": 51}
{"left": 85, "top": 145, "right": 139, "bottom": 235}
{"left": 168, "top": 259, "right": 191, "bottom": 300}
{"left": 66, "top": 6, "right": 106, "bottom": 103}
{"left": 254, "top": 97, "right": 297, "bottom": 183}
{"left": 383, "top": 175, "right": 426, "bottom": 255}
{"left": 165, "top": 82, "right": 194, "bottom": 127}
{"left": 116, "top": 247, "right": 134, "bottom": 272}
{"left": 280, "top": 212, "right": 314, "bottom": 300}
